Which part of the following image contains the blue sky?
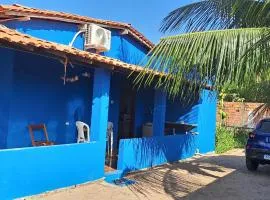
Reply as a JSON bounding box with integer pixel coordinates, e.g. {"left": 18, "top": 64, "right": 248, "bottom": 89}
{"left": 1, "top": 0, "right": 194, "bottom": 44}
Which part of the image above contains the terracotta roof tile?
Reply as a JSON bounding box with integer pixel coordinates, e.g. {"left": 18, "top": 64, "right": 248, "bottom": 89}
{"left": 0, "top": 25, "right": 162, "bottom": 76}
{"left": 0, "top": 4, "right": 154, "bottom": 50}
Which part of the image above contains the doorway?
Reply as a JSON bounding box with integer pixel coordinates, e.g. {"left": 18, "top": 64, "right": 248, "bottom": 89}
{"left": 118, "top": 88, "right": 136, "bottom": 139}
{"left": 105, "top": 87, "right": 136, "bottom": 172}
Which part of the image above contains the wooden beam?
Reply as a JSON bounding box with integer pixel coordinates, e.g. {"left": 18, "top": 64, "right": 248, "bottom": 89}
{"left": 0, "top": 16, "right": 30, "bottom": 22}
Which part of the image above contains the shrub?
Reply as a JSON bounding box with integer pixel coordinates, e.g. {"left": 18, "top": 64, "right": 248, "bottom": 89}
{"left": 215, "top": 126, "right": 248, "bottom": 154}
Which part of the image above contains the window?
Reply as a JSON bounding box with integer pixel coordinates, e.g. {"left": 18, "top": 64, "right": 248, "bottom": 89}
{"left": 258, "top": 121, "right": 270, "bottom": 133}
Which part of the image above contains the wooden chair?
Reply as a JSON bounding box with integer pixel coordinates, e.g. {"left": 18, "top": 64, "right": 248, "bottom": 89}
{"left": 28, "top": 124, "right": 54, "bottom": 146}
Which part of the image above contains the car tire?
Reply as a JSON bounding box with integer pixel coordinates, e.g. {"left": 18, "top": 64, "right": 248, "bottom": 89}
{"left": 246, "top": 157, "right": 259, "bottom": 171}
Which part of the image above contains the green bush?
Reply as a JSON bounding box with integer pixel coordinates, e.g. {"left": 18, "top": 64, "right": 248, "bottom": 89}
{"left": 215, "top": 126, "right": 249, "bottom": 154}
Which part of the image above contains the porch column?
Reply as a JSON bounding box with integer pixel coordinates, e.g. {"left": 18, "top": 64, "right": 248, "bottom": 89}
{"left": 90, "top": 68, "right": 111, "bottom": 142}
{"left": 152, "top": 89, "right": 167, "bottom": 137}
{"left": 0, "top": 48, "right": 14, "bottom": 149}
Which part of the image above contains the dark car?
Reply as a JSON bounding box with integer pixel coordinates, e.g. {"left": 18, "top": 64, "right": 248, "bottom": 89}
{"left": 246, "top": 118, "right": 270, "bottom": 171}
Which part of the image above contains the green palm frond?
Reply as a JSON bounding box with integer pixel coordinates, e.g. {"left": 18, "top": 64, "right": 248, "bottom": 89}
{"left": 160, "top": 0, "right": 269, "bottom": 33}
{"left": 135, "top": 28, "right": 270, "bottom": 99}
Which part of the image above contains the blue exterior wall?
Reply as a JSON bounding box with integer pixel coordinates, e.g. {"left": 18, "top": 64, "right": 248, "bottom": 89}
{"left": 197, "top": 89, "right": 217, "bottom": 153}
{"left": 5, "top": 19, "right": 84, "bottom": 49}
{"left": 0, "top": 47, "right": 94, "bottom": 149}
{"left": 90, "top": 68, "right": 111, "bottom": 142}
{"left": 166, "top": 95, "right": 200, "bottom": 134}
{"left": 104, "top": 31, "right": 148, "bottom": 65}
{"left": 117, "top": 135, "right": 197, "bottom": 172}
{"left": 4, "top": 19, "right": 148, "bottom": 65}
{"left": 166, "top": 100, "right": 199, "bottom": 125}
{"left": 152, "top": 89, "right": 166, "bottom": 136}
{"left": 134, "top": 87, "right": 154, "bottom": 137}
{"left": 0, "top": 142, "right": 104, "bottom": 199}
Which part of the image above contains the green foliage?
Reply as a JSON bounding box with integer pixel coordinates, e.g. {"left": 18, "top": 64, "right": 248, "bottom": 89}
{"left": 135, "top": 27, "right": 270, "bottom": 99}
{"left": 222, "top": 80, "right": 270, "bottom": 103}
{"left": 215, "top": 126, "right": 248, "bottom": 154}
{"left": 220, "top": 110, "right": 227, "bottom": 120}
{"left": 160, "top": 0, "right": 269, "bottom": 33}
{"left": 134, "top": 0, "right": 270, "bottom": 100}
{"left": 216, "top": 126, "right": 235, "bottom": 154}
{"left": 220, "top": 86, "right": 245, "bottom": 102}
{"left": 234, "top": 128, "right": 249, "bottom": 148}
{"left": 236, "top": 81, "right": 270, "bottom": 103}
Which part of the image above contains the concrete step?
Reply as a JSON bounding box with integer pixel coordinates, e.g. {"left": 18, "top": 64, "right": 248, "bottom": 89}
{"left": 104, "top": 170, "right": 124, "bottom": 183}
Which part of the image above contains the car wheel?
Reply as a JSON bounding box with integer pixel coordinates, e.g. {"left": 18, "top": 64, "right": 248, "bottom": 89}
{"left": 246, "top": 157, "right": 259, "bottom": 171}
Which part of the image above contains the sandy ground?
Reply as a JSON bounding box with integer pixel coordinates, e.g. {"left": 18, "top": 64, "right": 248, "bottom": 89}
{"left": 27, "top": 149, "right": 270, "bottom": 200}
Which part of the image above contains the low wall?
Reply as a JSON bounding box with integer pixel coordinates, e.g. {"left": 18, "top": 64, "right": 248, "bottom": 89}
{"left": 0, "top": 142, "right": 105, "bottom": 199}
{"left": 116, "top": 90, "right": 217, "bottom": 173}
{"left": 117, "top": 135, "right": 197, "bottom": 172}
{"left": 217, "top": 102, "right": 265, "bottom": 127}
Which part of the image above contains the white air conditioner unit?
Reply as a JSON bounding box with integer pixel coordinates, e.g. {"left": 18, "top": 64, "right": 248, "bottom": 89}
{"left": 84, "top": 24, "right": 111, "bottom": 52}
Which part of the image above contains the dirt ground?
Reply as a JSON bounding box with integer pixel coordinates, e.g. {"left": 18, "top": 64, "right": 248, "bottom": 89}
{"left": 28, "top": 149, "right": 270, "bottom": 200}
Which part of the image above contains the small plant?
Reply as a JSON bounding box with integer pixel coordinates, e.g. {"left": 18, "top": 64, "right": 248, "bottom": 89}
{"left": 215, "top": 126, "right": 248, "bottom": 154}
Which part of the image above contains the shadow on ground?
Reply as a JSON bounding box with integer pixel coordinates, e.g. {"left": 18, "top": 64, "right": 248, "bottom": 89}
{"left": 126, "top": 150, "right": 270, "bottom": 200}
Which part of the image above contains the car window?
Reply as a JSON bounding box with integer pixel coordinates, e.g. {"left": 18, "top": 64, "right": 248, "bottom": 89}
{"left": 258, "top": 121, "right": 270, "bottom": 133}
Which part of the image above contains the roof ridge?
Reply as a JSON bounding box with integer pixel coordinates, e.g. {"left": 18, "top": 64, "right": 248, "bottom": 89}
{"left": 13, "top": 3, "right": 130, "bottom": 27}
{"left": 0, "top": 4, "right": 154, "bottom": 49}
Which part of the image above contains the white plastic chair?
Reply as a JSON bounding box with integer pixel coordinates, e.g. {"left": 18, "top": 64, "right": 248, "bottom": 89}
{"left": 76, "top": 121, "right": 90, "bottom": 143}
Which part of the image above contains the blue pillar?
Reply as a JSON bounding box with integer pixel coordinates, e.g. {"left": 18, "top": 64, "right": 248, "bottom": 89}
{"left": 197, "top": 89, "right": 217, "bottom": 153}
{"left": 0, "top": 48, "right": 14, "bottom": 149}
{"left": 90, "top": 68, "right": 111, "bottom": 142}
{"left": 152, "top": 89, "right": 167, "bottom": 137}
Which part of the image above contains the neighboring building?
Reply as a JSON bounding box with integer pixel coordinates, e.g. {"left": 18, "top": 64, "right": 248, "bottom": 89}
{"left": 0, "top": 4, "right": 217, "bottom": 199}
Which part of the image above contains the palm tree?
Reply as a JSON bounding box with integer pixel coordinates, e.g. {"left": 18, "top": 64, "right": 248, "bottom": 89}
{"left": 135, "top": 0, "right": 270, "bottom": 102}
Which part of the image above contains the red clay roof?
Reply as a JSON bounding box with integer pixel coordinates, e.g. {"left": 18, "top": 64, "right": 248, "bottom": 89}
{"left": 0, "top": 25, "right": 162, "bottom": 76}
{"left": 0, "top": 4, "right": 154, "bottom": 50}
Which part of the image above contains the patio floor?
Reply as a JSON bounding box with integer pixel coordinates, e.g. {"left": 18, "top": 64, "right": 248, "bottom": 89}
{"left": 27, "top": 149, "right": 270, "bottom": 200}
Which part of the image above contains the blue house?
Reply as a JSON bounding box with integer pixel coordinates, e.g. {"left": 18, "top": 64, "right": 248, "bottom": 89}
{"left": 0, "top": 4, "right": 217, "bottom": 199}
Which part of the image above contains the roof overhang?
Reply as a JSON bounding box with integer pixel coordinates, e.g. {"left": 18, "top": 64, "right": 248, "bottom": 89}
{"left": 0, "top": 25, "right": 162, "bottom": 77}
{"left": 0, "top": 25, "right": 212, "bottom": 91}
